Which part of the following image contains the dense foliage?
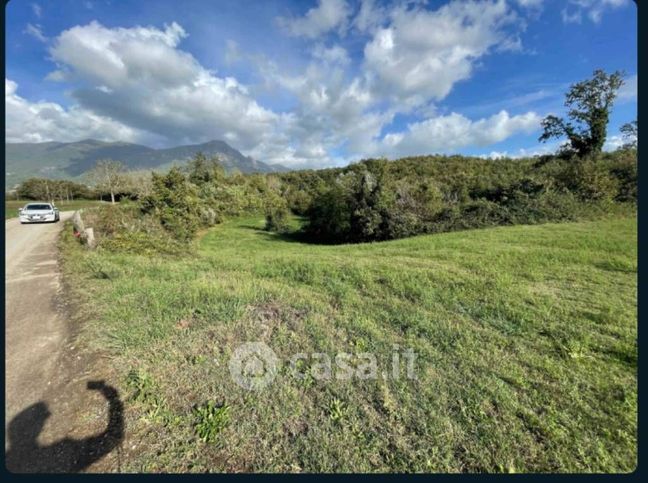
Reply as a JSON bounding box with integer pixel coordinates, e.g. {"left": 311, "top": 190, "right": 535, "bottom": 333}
{"left": 72, "top": 146, "right": 637, "bottom": 251}
{"left": 539, "top": 69, "right": 625, "bottom": 157}
{"left": 80, "top": 154, "right": 287, "bottom": 251}
{"left": 282, "top": 149, "right": 636, "bottom": 244}
{"left": 14, "top": 177, "right": 96, "bottom": 201}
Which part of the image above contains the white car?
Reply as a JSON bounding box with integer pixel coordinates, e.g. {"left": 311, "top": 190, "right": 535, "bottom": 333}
{"left": 18, "top": 202, "right": 60, "bottom": 224}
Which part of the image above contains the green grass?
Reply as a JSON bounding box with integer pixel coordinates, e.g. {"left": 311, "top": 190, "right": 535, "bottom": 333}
{"left": 61, "top": 214, "right": 637, "bottom": 473}
{"left": 5, "top": 199, "right": 108, "bottom": 219}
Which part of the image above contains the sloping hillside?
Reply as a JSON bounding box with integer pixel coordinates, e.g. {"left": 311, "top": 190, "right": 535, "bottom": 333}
{"left": 5, "top": 139, "right": 287, "bottom": 188}
{"left": 61, "top": 214, "right": 637, "bottom": 472}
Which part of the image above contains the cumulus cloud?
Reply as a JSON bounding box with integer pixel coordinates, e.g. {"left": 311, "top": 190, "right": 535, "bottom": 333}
{"left": 363, "top": 0, "right": 521, "bottom": 106}
{"left": 10, "top": 8, "right": 546, "bottom": 168}
{"left": 277, "top": 0, "right": 351, "bottom": 38}
{"left": 561, "top": 0, "right": 630, "bottom": 24}
{"left": 353, "top": 0, "right": 388, "bottom": 33}
{"left": 260, "top": 59, "right": 387, "bottom": 166}
{"left": 5, "top": 78, "right": 140, "bottom": 143}
{"left": 378, "top": 110, "right": 541, "bottom": 157}
{"left": 47, "top": 21, "right": 282, "bottom": 150}
{"left": 312, "top": 44, "right": 350, "bottom": 65}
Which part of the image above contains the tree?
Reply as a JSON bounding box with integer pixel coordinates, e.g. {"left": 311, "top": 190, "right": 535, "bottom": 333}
{"left": 539, "top": 70, "right": 625, "bottom": 158}
{"left": 87, "top": 160, "right": 125, "bottom": 204}
{"left": 122, "top": 170, "right": 154, "bottom": 200}
{"left": 185, "top": 152, "right": 225, "bottom": 185}
{"left": 16, "top": 178, "right": 95, "bottom": 201}
{"left": 17, "top": 178, "right": 49, "bottom": 200}
{"left": 620, "top": 120, "right": 638, "bottom": 150}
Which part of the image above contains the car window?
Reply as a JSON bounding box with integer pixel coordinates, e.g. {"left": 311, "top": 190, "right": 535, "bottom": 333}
{"left": 25, "top": 204, "right": 52, "bottom": 210}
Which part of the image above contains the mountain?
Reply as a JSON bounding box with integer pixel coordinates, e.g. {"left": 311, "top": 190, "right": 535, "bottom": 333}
{"left": 5, "top": 139, "right": 288, "bottom": 189}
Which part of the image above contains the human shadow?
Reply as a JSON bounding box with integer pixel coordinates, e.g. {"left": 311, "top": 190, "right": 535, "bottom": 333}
{"left": 6, "top": 380, "right": 124, "bottom": 473}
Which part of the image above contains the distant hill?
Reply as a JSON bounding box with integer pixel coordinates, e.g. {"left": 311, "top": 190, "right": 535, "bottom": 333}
{"left": 5, "top": 139, "right": 288, "bottom": 188}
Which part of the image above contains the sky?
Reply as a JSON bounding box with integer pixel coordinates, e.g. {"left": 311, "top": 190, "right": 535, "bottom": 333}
{"left": 5, "top": 0, "right": 638, "bottom": 168}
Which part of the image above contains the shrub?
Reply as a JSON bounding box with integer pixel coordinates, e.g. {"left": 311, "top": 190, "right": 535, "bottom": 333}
{"left": 264, "top": 190, "right": 291, "bottom": 233}
{"left": 609, "top": 150, "right": 637, "bottom": 202}
{"left": 80, "top": 204, "right": 185, "bottom": 255}
{"left": 301, "top": 152, "right": 634, "bottom": 244}
{"left": 572, "top": 160, "right": 620, "bottom": 202}
{"left": 265, "top": 205, "right": 290, "bottom": 233}
{"left": 141, "top": 168, "right": 203, "bottom": 241}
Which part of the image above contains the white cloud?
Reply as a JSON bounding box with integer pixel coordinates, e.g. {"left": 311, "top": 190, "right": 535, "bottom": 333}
{"left": 514, "top": 0, "right": 543, "bottom": 7}
{"left": 490, "top": 128, "right": 630, "bottom": 159}
{"left": 376, "top": 110, "right": 541, "bottom": 157}
{"left": 24, "top": 23, "right": 47, "bottom": 42}
{"left": 363, "top": 0, "right": 521, "bottom": 107}
{"left": 603, "top": 134, "right": 624, "bottom": 151}
{"left": 46, "top": 21, "right": 282, "bottom": 151}
{"left": 353, "top": 0, "right": 388, "bottom": 33}
{"left": 277, "top": 0, "right": 351, "bottom": 38}
{"left": 562, "top": 0, "right": 630, "bottom": 24}
{"left": 312, "top": 44, "right": 350, "bottom": 65}
{"left": 31, "top": 3, "right": 42, "bottom": 18}
{"left": 618, "top": 74, "right": 637, "bottom": 102}
{"left": 260, "top": 58, "right": 387, "bottom": 166}
{"left": 5, "top": 78, "right": 140, "bottom": 143}
{"left": 480, "top": 141, "right": 558, "bottom": 159}
{"left": 9, "top": 12, "right": 548, "bottom": 169}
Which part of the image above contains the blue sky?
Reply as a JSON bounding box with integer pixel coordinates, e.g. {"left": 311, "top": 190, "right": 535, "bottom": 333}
{"left": 6, "top": 0, "right": 637, "bottom": 167}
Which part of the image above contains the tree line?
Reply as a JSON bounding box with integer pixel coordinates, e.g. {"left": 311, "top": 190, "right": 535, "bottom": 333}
{"left": 21, "top": 69, "right": 637, "bottom": 250}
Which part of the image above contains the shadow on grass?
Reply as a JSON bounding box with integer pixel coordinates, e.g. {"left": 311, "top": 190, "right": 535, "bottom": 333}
{"left": 238, "top": 224, "right": 348, "bottom": 246}
{"left": 5, "top": 380, "right": 124, "bottom": 474}
{"left": 239, "top": 224, "right": 311, "bottom": 244}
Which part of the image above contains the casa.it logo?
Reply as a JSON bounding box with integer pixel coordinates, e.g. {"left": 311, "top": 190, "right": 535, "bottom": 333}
{"left": 229, "top": 342, "right": 279, "bottom": 391}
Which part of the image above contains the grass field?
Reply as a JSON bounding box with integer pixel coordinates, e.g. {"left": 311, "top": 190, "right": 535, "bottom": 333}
{"left": 61, "top": 214, "right": 637, "bottom": 472}
{"left": 4, "top": 199, "right": 107, "bottom": 219}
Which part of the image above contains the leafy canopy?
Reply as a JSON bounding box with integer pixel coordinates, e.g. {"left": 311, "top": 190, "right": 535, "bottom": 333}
{"left": 539, "top": 70, "right": 625, "bottom": 158}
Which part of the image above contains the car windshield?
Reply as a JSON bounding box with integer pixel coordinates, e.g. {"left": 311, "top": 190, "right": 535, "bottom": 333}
{"left": 24, "top": 204, "right": 52, "bottom": 210}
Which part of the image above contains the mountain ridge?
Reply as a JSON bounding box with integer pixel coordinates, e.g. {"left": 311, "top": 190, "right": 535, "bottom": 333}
{"left": 5, "top": 139, "right": 288, "bottom": 188}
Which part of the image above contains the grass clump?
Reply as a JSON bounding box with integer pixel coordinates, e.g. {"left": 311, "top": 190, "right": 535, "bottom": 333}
{"left": 193, "top": 402, "right": 231, "bottom": 444}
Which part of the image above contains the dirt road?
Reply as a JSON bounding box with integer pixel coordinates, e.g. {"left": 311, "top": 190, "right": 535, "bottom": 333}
{"left": 5, "top": 214, "right": 125, "bottom": 473}
{"left": 5, "top": 213, "right": 74, "bottom": 424}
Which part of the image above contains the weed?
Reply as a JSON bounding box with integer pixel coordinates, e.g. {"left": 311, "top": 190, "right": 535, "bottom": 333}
{"left": 328, "top": 398, "right": 348, "bottom": 424}
{"left": 193, "top": 401, "right": 231, "bottom": 444}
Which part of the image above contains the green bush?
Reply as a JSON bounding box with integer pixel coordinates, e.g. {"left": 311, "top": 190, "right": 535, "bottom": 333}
{"left": 80, "top": 204, "right": 185, "bottom": 255}
{"left": 81, "top": 149, "right": 636, "bottom": 249}
{"left": 571, "top": 160, "right": 620, "bottom": 202}
{"left": 141, "top": 168, "right": 203, "bottom": 241}
{"left": 609, "top": 149, "right": 637, "bottom": 202}
{"left": 265, "top": 204, "right": 290, "bottom": 233}
{"left": 301, "top": 151, "right": 635, "bottom": 244}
